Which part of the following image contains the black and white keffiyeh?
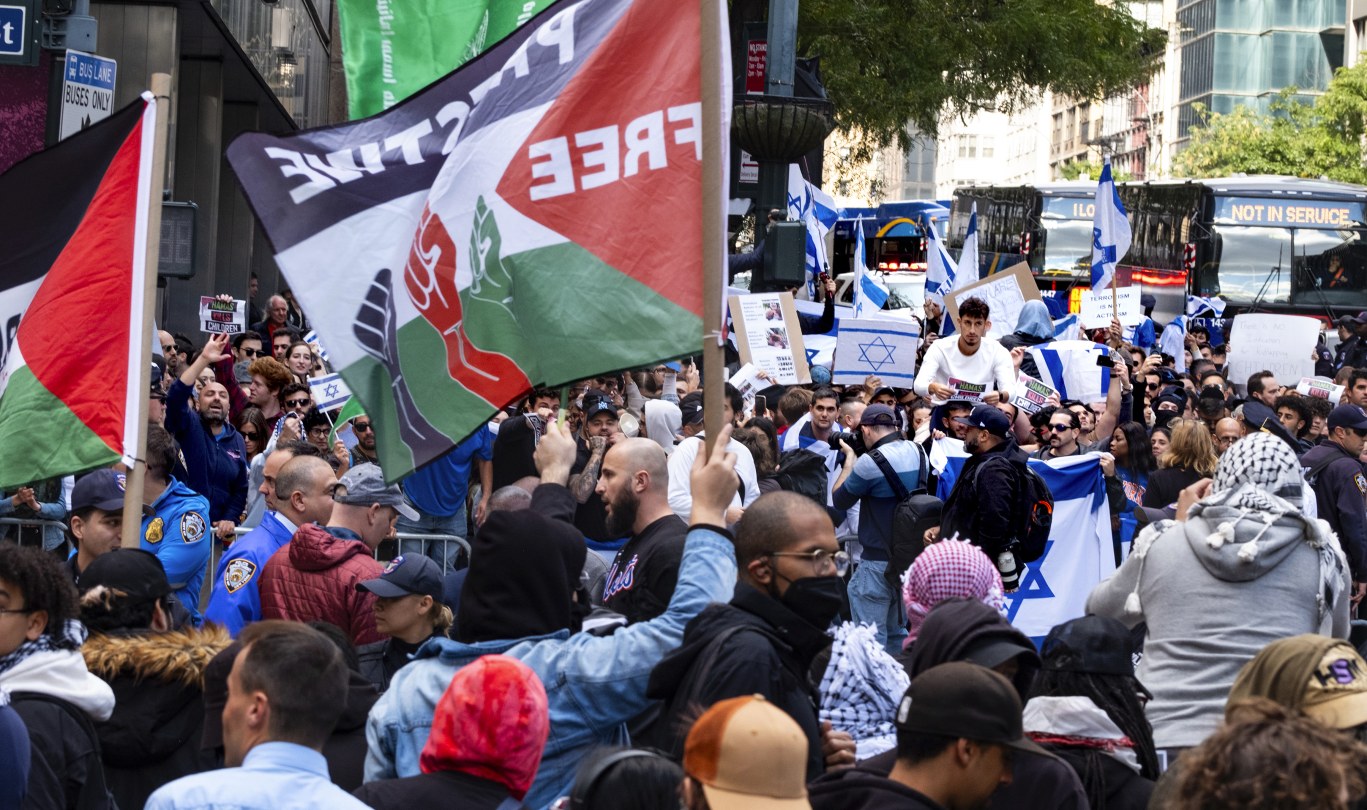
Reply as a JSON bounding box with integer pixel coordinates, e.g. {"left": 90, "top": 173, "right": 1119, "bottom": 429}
{"left": 818, "top": 622, "right": 910, "bottom": 759}
{"left": 0, "top": 618, "right": 86, "bottom": 678}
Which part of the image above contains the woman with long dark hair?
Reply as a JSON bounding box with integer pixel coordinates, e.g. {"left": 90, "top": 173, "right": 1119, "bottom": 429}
{"left": 1108, "top": 421, "right": 1156, "bottom": 551}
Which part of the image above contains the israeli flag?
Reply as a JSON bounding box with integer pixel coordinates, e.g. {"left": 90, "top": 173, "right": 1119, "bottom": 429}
{"left": 1052, "top": 314, "right": 1081, "bottom": 342}
{"left": 924, "top": 215, "right": 958, "bottom": 305}
{"left": 957, "top": 202, "right": 980, "bottom": 285}
{"left": 852, "top": 217, "right": 889, "bottom": 318}
{"left": 303, "top": 330, "right": 330, "bottom": 364}
{"left": 309, "top": 373, "right": 352, "bottom": 412}
{"left": 933, "top": 447, "right": 1115, "bottom": 642}
{"left": 788, "top": 165, "right": 840, "bottom": 288}
{"left": 1159, "top": 316, "right": 1188, "bottom": 373}
{"left": 1027, "top": 341, "right": 1112, "bottom": 403}
{"left": 1185, "top": 295, "right": 1226, "bottom": 318}
{"left": 1090, "top": 158, "right": 1132, "bottom": 292}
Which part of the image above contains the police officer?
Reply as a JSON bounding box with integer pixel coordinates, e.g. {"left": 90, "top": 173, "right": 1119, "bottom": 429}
{"left": 1301, "top": 404, "right": 1367, "bottom": 610}
{"left": 141, "top": 425, "right": 212, "bottom": 625}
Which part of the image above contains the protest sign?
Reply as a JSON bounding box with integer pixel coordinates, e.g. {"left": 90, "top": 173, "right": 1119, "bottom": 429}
{"left": 1226, "top": 314, "right": 1319, "bottom": 395}
{"left": 728, "top": 292, "right": 811, "bottom": 384}
{"left": 198, "top": 297, "right": 245, "bottom": 334}
{"left": 945, "top": 262, "right": 1041, "bottom": 339}
{"left": 947, "top": 377, "right": 988, "bottom": 403}
{"left": 1079, "top": 286, "right": 1142, "bottom": 328}
{"left": 1012, "top": 373, "right": 1057, "bottom": 415}
{"left": 1297, "top": 376, "right": 1345, "bottom": 405}
{"left": 309, "top": 373, "right": 353, "bottom": 412}
{"left": 831, "top": 317, "right": 919, "bottom": 386}
{"left": 728, "top": 363, "right": 768, "bottom": 411}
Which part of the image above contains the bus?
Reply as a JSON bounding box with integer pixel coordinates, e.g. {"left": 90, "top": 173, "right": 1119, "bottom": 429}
{"left": 951, "top": 177, "right": 1367, "bottom": 323}
{"left": 829, "top": 199, "right": 950, "bottom": 277}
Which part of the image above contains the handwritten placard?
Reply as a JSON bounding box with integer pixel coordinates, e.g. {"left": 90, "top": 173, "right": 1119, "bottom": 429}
{"left": 1226, "top": 314, "right": 1319, "bottom": 396}
{"left": 1079, "top": 286, "right": 1143, "bottom": 328}
{"left": 199, "top": 297, "right": 246, "bottom": 334}
{"left": 945, "top": 262, "right": 1042, "bottom": 339}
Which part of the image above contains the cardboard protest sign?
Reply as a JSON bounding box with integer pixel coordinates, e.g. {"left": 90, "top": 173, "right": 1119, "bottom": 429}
{"left": 1080, "top": 286, "right": 1143, "bottom": 328}
{"left": 945, "top": 262, "right": 1041, "bottom": 339}
{"left": 199, "top": 297, "right": 246, "bottom": 334}
{"left": 728, "top": 292, "right": 811, "bottom": 384}
{"left": 831, "top": 318, "right": 920, "bottom": 386}
{"left": 1297, "top": 376, "right": 1345, "bottom": 406}
{"left": 1011, "top": 373, "right": 1057, "bottom": 415}
{"left": 1226, "top": 314, "right": 1319, "bottom": 395}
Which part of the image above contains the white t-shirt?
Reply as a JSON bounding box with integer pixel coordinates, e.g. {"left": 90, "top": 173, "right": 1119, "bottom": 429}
{"left": 666, "top": 433, "right": 761, "bottom": 521}
{"left": 913, "top": 336, "right": 1016, "bottom": 405}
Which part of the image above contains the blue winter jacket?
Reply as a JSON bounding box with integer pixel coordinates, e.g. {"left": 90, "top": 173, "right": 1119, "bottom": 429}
{"left": 363, "top": 527, "right": 737, "bottom": 810}
{"left": 165, "top": 378, "right": 248, "bottom": 523}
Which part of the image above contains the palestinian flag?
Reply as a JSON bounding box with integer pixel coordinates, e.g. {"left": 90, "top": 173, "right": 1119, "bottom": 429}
{"left": 228, "top": 0, "right": 729, "bottom": 480}
{"left": 0, "top": 96, "right": 158, "bottom": 490}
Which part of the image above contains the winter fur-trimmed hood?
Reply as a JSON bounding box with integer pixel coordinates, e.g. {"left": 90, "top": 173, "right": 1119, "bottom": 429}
{"left": 83, "top": 625, "right": 232, "bottom": 687}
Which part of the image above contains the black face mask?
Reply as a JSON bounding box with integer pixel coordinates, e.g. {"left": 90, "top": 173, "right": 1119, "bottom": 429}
{"left": 778, "top": 575, "right": 845, "bottom": 630}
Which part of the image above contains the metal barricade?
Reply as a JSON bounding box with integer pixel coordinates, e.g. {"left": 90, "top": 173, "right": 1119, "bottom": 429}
{"left": 210, "top": 527, "right": 471, "bottom": 579}
{"left": 0, "top": 517, "right": 69, "bottom": 549}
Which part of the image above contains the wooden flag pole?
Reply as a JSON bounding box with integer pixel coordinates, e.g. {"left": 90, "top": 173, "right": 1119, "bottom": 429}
{"left": 700, "top": 0, "right": 725, "bottom": 455}
{"left": 122, "top": 72, "right": 172, "bottom": 548}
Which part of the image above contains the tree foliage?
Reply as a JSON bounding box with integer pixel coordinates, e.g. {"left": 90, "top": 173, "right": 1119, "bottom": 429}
{"left": 789, "top": 0, "right": 1164, "bottom": 158}
{"left": 1057, "top": 159, "right": 1131, "bottom": 182}
{"left": 1175, "top": 62, "right": 1367, "bottom": 184}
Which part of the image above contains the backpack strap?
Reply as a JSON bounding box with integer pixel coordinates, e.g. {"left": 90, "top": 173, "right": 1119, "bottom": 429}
{"left": 869, "top": 444, "right": 929, "bottom": 498}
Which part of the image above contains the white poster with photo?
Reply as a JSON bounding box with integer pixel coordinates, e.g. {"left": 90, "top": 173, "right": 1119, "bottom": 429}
{"left": 1079, "top": 286, "right": 1143, "bottom": 328}
{"left": 1227, "top": 314, "right": 1319, "bottom": 395}
{"left": 831, "top": 318, "right": 920, "bottom": 386}
{"left": 728, "top": 363, "right": 768, "bottom": 405}
{"left": 728, "top": 292, "right": 811, "bottom": 384}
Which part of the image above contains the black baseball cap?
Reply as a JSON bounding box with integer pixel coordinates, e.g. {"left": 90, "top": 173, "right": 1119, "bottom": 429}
{"left": 1041, "top": 615, "right": 1135, "bottom": 677}
{"left": 952, "top": 404, "right": 1011, "bottom": 438}
{"left": 71, "top": 469, "right": 154, "bottom": 516}
{"left": 679, "top": 391, "right": 705, "bottom": 426}
{"left": 79, "top": 549, "right": 171, "bottom": 602}
{"left": 581, "top": 389, "right": 618, "bottom": 421}
{"left": 1329, "top": 404, "right": 1367, "bottom": 431}
{"left": 859, "top": 404, "right": 899, "bottom": 427}
{"left": 894, "top": 662, "right": 1052, "bottom": 758}
{"left": 357, "top": 553, "right": 443, "bottom": 601}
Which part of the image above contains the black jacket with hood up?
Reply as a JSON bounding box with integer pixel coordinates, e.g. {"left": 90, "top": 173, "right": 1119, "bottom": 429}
{"left": 646, "top": 582, "right": 831, "bottom": 780}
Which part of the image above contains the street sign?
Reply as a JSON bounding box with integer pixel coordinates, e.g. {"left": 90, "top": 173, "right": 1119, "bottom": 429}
{"left": 59, "top": 50, "right": 117, "bottom": 141}
{"left": 0, "top": 2, "right": 37, "bottom": 66}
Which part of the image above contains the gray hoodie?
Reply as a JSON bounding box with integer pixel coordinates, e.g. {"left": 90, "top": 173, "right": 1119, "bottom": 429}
{"left": 1086, "top": 504, "right": 1350, "bottom": 748}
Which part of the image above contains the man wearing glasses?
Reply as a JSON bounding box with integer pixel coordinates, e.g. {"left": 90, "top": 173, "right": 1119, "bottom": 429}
{"left": 648, "top": 490, "right": 857, "bottom": 780}
{"left": 349, "top": 417, "right": 380, "bottom": 467}
{"left": 1301, "top": 404, "right": 1367, "bottom": 612}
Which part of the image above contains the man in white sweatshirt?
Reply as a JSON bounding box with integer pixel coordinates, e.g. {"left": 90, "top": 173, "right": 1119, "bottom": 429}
{"left": 913, "top": 296, "right": 1016, "bottom": 407}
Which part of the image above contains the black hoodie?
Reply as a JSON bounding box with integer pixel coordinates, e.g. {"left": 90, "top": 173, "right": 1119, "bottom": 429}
{"left": 810, "top": 767, "right": 947, "bottom": 810}
{"left": 938, "top": 439, "right": 1030, "bottom": 556}
{"left": 646, "top": 582, "right": 831, "bottom": 780}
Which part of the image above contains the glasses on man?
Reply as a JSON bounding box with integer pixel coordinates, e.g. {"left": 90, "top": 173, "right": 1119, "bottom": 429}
{"left": 161, "top": 345, "right": 176, "bottom": 354}
{"left": 1048, "top": 423, "right": 1073, "bottom": 433}
{"left": 353, "top": 422, "right": 374, "bottom": 433}
{"left": 285, "top": 398, "right": 311, "bottom": 408}
{"left": 240, "top": 347, "right": 263, "bottom": 358}
{"left": 769, "top": 548, "right": 850, "bottom": 576}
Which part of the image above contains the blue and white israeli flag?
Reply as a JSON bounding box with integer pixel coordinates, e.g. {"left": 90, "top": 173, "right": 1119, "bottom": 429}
{"left": 1090, "top": 158, "right": 1132, "bottom": 292}
{"left": 1027, "top": 340, "right": 1112, "bottom": 403}
{"left": 787, "top": 165, "right": 840, "bottom": 290}
{"left": 303, "top": 330, "right": 330, "bottom": 364}
{"left": 924, "top": 215, "right": 958, "bottom": 305}
{"left": 852, "top": 217, "right": 889, "bottom": 318}
{"left": 1052, "top": 313, "right": 1081, "bottom": 342}
{"left": 1159, "top": 316, "right": 1188, "bottom": 373}
{"left": 309, "top": 373, "right": 352, "bottom": 412}
{"left": 1185, "top": 294, "right": 1226, "bottom": 318}
{"left": 957, "top": 202, "right": 980, "bottom": 285}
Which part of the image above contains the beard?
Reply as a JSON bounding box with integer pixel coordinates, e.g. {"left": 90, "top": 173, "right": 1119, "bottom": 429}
{"left": 605, "top": 488, "right": 641, "bottom": 538}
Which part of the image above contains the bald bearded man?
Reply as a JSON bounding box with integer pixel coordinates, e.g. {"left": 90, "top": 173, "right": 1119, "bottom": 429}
{"left": 596, "top": 437, "right": 688, "bottom": 623}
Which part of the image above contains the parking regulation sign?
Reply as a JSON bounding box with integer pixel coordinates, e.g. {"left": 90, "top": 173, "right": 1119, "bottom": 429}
{"left": 59, "top": 50, "right": 118, "bottom": 141}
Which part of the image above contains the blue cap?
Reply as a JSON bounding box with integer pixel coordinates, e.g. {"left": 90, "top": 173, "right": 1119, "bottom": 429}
{"left": 357, "top": 554, "right": 443, "bottom": 600}
{"left": 71, "top": 469, "right": 153, "bottom": 516}
{"left": 952, "top": 404, "right": 1012, "bottom": 438}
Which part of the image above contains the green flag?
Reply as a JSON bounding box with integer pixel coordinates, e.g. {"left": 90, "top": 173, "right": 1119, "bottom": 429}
{"left": 328, "top": 395, "right": 368, "bottom": 446}
{"left": 339, "top": 0, "right": 557, "bottom": 119}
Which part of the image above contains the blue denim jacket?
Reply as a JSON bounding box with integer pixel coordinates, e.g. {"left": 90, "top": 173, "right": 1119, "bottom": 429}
{"left": 364, "top": 527, "right": 737, "bottom": 810}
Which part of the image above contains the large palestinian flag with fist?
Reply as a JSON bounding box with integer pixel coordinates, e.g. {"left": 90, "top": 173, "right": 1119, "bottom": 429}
{"left": 228, "top": 0, "right": 727, "bottom": 480}
{"left": 0, "top": 97, "right": 157, "bottom": 489}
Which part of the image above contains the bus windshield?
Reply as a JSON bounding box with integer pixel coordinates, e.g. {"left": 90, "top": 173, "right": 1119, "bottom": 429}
{"left": 1208, "top": 224, "right": 1367, "bottom": 306}
{"left": 1041, "top": 217, "right": 1093, "bottom": 277}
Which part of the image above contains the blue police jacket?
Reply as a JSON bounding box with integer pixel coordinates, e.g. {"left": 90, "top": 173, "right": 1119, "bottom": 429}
{"left": 203, "top": 512, "right": 294, "bottom": 637}
{"left": 142, "top": 477, "right": 212, "bottom": 625}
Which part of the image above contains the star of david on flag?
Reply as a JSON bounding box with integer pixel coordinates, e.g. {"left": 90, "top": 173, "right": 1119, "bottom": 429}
{"left": 309, "top": 372, "right": 352, "bottom": 413}
{"left": 832, "top": 318, "right": 920, "bottom": 385}
{"left": 1090, "top": 157, "right": 1131, "bottom": 291}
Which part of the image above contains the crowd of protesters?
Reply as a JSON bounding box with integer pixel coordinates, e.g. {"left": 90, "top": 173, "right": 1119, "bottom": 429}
{"left": 5, "top": 276, "right": 1367, "bottom": 810}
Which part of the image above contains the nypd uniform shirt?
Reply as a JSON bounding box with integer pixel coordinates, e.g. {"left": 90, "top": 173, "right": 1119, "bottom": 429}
{"left": 203, "top": 511, "right": 295, "bottom": 637}
{"left": 141, "top": 477, "right": 212, "bottom": 625}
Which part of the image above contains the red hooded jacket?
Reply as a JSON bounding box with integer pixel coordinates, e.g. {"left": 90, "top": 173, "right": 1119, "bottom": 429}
{"left": 258, "top": 523, "right": 383, "bottom": 645}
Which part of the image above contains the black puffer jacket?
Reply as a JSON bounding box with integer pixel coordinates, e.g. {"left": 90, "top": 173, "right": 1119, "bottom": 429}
{"left": 938, "top": 440, "right": 1029, "bottom": 556}
{"left": 82, "top": 625, "right": 231, "bottom": 810}
{"left": 646, "top": 583, "right": 831, "bottom": 780}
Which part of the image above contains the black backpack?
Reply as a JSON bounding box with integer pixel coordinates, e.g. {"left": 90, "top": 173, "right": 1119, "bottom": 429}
{"left": 868, "top": 445, "right": 942, "bottom": 591}
{"left": 774, "top": 448, "right": 831, "bottom": 506}
{"left": 972, "top": 456, "right": 1054, "bottom": 564}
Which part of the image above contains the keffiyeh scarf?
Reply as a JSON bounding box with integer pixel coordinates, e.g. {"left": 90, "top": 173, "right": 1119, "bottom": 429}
{"left": 0, "top": 619, "right": 86, "bottom": 678}
{"left": 902, "top": 538, "right": 1006, "bottom": 648}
